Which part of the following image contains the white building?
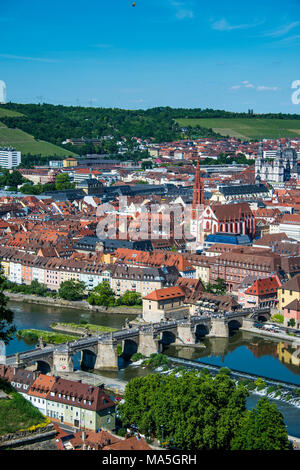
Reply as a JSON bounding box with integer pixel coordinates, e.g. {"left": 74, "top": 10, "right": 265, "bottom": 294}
{"left": 0, "top": 147, "right": 21, "bottom": 169}
{"left": 0, "top": 80, "right": 6, "bottom": 104}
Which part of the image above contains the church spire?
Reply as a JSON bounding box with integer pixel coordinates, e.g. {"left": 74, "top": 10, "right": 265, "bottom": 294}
{"left": 192, "top": 160, "right": 204, "bottom": 213}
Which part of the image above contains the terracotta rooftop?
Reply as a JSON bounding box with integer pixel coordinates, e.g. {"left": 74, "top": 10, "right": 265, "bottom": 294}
{"left": 143, "top": 285, "right": 186, "bottom": 301}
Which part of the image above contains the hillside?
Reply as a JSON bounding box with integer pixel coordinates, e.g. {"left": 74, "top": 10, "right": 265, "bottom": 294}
{"left": 176, "top": 118, "right": 300, "bottom": 139}
{"left": 0, "top": 104, "right": 76, "bottom": 157}
{"left": 0, "top": 104, "right": 300, "bottom": 157}
{"left": 0, "top": 124, "right": 76, "bottom": 157}
{"left": 0, "top": 378, "right": 47, "bottom": 436}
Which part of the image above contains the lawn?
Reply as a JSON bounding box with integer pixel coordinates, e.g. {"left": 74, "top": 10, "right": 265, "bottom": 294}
{"left": 0, "top": 107, "right": 24, "bottom": 118}
{"left": 175, "top": 118, "right": 300, "bottom": 139}
{"left": 0, "top": 126, "right": 76, "bottom": 156}
{"left": 52, "top": 322, "right": 117, "bottom": 333}
{"left": 0, "top": 378, "right": 46, "bottom": 436}
{"left": 17, "top": 328, "right": 78, "bottom": 345}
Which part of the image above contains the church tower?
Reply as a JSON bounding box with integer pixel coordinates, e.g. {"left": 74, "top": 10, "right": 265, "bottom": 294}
{"left": 190, "top": 160, "right": 205, "bottom": 248}
{"left": 192, "top": 160, "right": 204, "bottom": 218}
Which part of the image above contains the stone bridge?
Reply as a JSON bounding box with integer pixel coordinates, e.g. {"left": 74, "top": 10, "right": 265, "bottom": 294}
{"left": 3, "top": 308, "right": 270, "bottom": 372}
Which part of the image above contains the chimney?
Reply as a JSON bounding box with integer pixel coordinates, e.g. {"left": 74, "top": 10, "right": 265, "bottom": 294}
{"left": 82, "top": 431, "right": 86, "bottom": 442}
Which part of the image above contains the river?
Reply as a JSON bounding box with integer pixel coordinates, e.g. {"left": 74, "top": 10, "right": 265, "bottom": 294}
{"left": 4, "top": 300, "right": 300, "bottom": 437}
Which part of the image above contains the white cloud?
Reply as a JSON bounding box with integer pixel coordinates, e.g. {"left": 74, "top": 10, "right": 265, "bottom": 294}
{"left": 230, "top": 81, "right": 279, "bottom": 92}
{"left": 176, "top": 9, "right": 194, "bottom": 20}
{"left": 169, "top": 1, "right": 195, "bottom": 20}
{"left": 262, "top": 22, "right": 300, "bottom": 38}
{"left": 242, "top": 81, "right": 255, "bottom": 88}
{"left": 257, "top": 86, "right": 279, "bottom": 91}
{"left": 271, "top": 34, "right": 300, "bottom": 46}
{"left": 0, "top": 53, "right": 58, "bottom": 63}
{"left": 212, "top": 18, "right": 261, "bottom": 32}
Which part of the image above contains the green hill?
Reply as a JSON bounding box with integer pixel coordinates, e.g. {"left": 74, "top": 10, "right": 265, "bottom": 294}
{"left": 176, "top": 118, "right": 300, "bottom": 139}
{"left": 0, "top": 125, "right": 76, "bottom": 156}
{"left": 1, "top": 104, "right": 300, "bottom": 151}
{"left": 0, "top": 378, "right": 48, "bottom": 436}
{"left": 0, "top": 107, "right": 24, "bottom": 118}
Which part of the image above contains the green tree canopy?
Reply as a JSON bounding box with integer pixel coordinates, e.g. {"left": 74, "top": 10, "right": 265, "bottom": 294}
{"left": 55, "top": 173, "right": 75, "bottom": 191}
{"left": 58, "top": 280, "right": 86, "bottom": 301}
{"left": 231, "top": 397, "right": 290, "bottom": 450}
{"left": 87, "top": 281, "right": 116, "bottom": 307}
{"left": 119, "top": 369, "right": 249, "bottom": 450}
{"left": 118, "top": 290, "right": 142, "bottom": 306}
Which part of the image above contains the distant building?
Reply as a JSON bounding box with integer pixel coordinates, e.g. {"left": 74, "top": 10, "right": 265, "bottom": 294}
{"left": 210, "top": 183, "right": 270, "bottom": 203}
{"left": 76, "top": 178, "right": 104, "bottom": 195}
{"left": 203, "top": 232, "right": 252, "bottom": 250}
{"left": 49, "top": 160, "right": 64, "bottom": 168}
{"left": 63, "top": 157, "right": 78, "bottom": 168}
{"left": 0, "top": 147, "right": 21, "bottom": 169}
{"left": 0, "top": 80, "right": 6, "bottom": 104}
{"left": 255, "top": 141, "right": 297, "bottom": 183}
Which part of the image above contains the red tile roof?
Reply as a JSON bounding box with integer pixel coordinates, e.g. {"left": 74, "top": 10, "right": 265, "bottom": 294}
{"left": 143, "top": 285, "right": 186, "bottom": 301}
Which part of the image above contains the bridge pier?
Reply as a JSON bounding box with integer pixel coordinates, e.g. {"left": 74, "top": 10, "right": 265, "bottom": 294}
{"left": 94, "top": 335, "right": 118, "bottom": 371}
{"left": 138, "top": 329, "right": 161, "bottom": 357}
{"left": 209, "top": 319, "right": 229, "bottom": 338}
{"left": 242, "top": 318, "right": 255, "bottom": 330}
{"left": 175, "top": 323, "right": 196, "bottom": 345}
{"left": 53, "top": 348, "right": 74, "bottom": 373}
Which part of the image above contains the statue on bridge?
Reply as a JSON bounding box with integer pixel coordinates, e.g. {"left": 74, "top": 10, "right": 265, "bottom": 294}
{"left": 124, "top": 318, "right": 131, "bottom": 329}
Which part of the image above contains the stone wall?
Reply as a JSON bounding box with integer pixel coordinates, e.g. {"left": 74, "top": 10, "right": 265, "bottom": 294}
{"left": 6, "top": 292, "right": 141, "bottom": 315}
{"left": 0, "top": 424, "right": 57, "bottom": 450}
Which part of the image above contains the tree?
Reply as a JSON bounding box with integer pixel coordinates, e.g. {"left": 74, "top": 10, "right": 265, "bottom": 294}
{"left": 87, "top": 281, "right": 116, "bottom": 307}
{"left": 0, "top": 270, "right": 15, "bottom": 344}
{"left": 141, "top": 160, "right": 153, "bottom": 170}
{"left": 118, "top": 290, "right": 142, "bottom": 306}
{"left": 288, "top": 318, "right": 296, "bottom": 328}
{"left": 55, "top": 173, "right": 75, "bottom": 191}
{"left": 214, "top": 277, "right": 227, "bottom": 295}
{"left": 58, "top": 280, "right": 86, "bottom": 301}
{"left": 231, "top": 397, "right": 290, "bottom": 450}
{"left": 119, "top": 369, "right": 249, "bottom": 450}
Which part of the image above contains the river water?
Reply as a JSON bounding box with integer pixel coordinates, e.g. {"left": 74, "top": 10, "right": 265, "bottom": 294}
{"left": 4, "top": 300, "right": 300, "bottom": 437}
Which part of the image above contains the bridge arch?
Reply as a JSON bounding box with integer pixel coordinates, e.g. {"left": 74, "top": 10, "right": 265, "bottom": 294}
{"left": 228, "top": 318, "right": 243, "bottom": 334}
{"left": 121, "top": 338, "right": 139, "bottom": 360}
{"left": 35, "top": 359, "right": 52, "bottom": 374}
{"left": 256, "top": 314, "right": 269, "bottom": 323}
{"left": 80, "top": 348, "right": 98, "bottom": 370}
{"left": 160, "top": 330, "right": 177, "bottom": 349}
{"left": 194, "top": 323, "right": 210, "bottom": 339}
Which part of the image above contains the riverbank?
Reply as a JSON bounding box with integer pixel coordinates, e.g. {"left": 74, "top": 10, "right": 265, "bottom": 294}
{"left": 5, "top": 292, "right": 141, "bottom": 316}
{"left": 241, "top": 325, "right": 300, "bottom": 348}
{"left": 51, "top": 322, "right": 117, "bottom": 336}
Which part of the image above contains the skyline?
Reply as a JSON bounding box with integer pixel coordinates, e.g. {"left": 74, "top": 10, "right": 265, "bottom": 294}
{"left": 1, "top": 0, "right": 300, "bottom": 112}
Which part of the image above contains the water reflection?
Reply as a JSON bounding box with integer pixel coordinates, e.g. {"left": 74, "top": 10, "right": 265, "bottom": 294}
{"left": 5, "top": 301, "right": 300, "bottom": 385}
{"left": 164, "top": 330, "right": 300, "bottom": 385}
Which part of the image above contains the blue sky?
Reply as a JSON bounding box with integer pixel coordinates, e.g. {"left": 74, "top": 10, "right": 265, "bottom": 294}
{"left": 1, "top": 0, "right": 300, "bottom": 112}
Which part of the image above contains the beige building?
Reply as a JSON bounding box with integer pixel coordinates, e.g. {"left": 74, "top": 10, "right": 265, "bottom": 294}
{"left": 111, "top": 265, "right": 179, "bottom": 298}
{"left": 277, "top": 274, "right": 300, "bottom": 311}
{"left": 63, "top": 157, "right": 78, "bottom": 167}
{"left": 142, "top": 286, "right": 188, "bottom": 322}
